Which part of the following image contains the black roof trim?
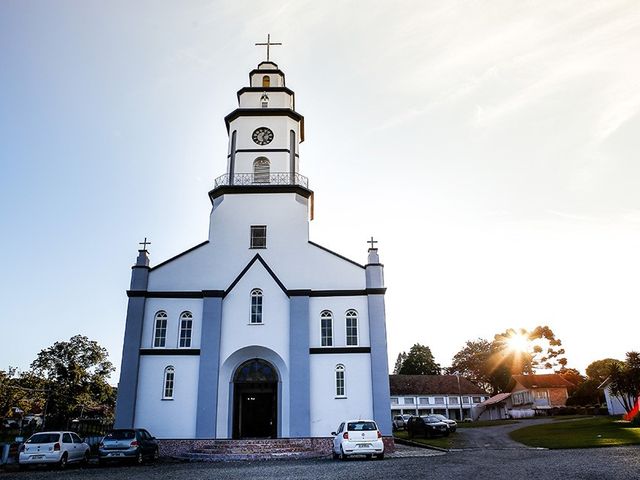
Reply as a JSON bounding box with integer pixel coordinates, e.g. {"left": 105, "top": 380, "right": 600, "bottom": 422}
{"left": 209, "top": 185, "right": 312, "bottom": 202}
{"left": 249, "top": 68, "right": 286, "bottom": 79}
{"left": 128, "top": 291, "right": 203, "bottom": 298}
{"left": 225, "top": 253, "right": 289, "bottom": 297}
{"left": 224, "top": 108, "right": 303, "bottom": 129}
{"left": 308, "top": 241, "right": 365, "bottom": 269}
{"left": 237, "top": 86, "right": 294, "bottom": 99}
{"left": 309, "top": 347, "right": 371, "bottom": 354}
{"left": 140, "top": 348, "right": 201, "bottom": 356}
{"left": 150, "top": 241, "right": 209, "bottom": 271}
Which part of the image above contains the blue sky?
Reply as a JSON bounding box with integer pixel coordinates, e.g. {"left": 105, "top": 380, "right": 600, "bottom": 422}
{"left": 1, "top": 1, "right": 639, "bottom": 383}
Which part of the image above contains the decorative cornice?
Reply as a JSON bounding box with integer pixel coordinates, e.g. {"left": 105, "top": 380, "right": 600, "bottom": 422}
{"left": 309, "top": 347, "right": 371, "bottom": 354}
{"left": 209, "top": 184, "right": 313, "bottom": 202}
{"left": 127, "top": 287, "right": 385, "bottom": 300}
{"left": 224, "top": 108, "right": 305, "bottom": 141}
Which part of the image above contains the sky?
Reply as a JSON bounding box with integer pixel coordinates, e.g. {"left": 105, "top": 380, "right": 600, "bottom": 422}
{"left": 1, "top": 0, "right": 639, "bottom": 384}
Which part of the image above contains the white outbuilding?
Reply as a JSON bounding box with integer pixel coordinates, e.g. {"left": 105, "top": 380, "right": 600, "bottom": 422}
{"left": 114, "top": 59, "right": 392, "bottom": 441}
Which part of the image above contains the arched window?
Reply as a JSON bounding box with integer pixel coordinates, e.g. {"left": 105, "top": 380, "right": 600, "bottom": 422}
{"left": 253, "top": 157, "right": 270, "bottom": 183}
{"left": 250, "top": 289, "right": 263, "bottom": 324}
{"left": 153, "top": 311, "right": 168, "bottom": 347}
{"left": 335, "top": 364, "right": 345, "bottom": 397}
{"left": 321, "top": 310, "right": 333, "bottom": 346}
{"left": 262, "top": 75, "right": 270, "bottom": 88}
{"left": 345, "top": 310, "right": 358, "bottom": 346}
{"left": 179, "top": 311, "right": 193, "bottom": 348}
{"left": 163, "top": 366, "right": 175, "bottom": 399}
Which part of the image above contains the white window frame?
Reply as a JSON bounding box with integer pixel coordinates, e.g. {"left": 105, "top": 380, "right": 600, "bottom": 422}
{"left": 178, "top": 311, "right": 193, "bottom": 348}
{"left": 320, "top": 310, "right": 333, "bottom": 346}
{"left": 163, "top": 366, "right": 175, "bottom": 400}
{"left": 335, "top": 364, "right": 346, "bottom": 398}
{"left": 153, "top": 311, "right": 168, "bottom": 348}
{"left": 345, "top": 310, "right": 358, "bottom": 346}
{"left": 250, "top": 289, "right": 263, "bottom": 324}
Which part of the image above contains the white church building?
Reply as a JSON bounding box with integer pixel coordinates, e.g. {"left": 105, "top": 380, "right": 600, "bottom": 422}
{"left": 114, "top": 57, "right": 392, "bottom": 441}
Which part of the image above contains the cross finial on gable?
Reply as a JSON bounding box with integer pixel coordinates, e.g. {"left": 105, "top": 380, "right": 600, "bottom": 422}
{"left": 139, "top": 237, "right": 151, "bottom": 252}
{"left": 367, "top": 236, "right": 378, "bottom": 250}
{"left": 255, "top": 34, "right": 282, "bottom": 62}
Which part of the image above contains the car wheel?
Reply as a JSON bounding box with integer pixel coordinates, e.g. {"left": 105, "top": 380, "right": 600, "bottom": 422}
{"left": 135, "top": 449, "right": 144, "bottom": 465}
{"left": 82, "top": 451, "right": 90, "bottom": 466}
{"left": 340, "top": 446, "right": 347, "bottom": 461}
{"left": 58, "top": 453, "right": 68, "bottom": 469}
{"left": 152, "top": 447, "right": 159, "bottom": 462}
{"left": 377, "top": 453, "right": 385, "bottom": 460}
{"left": 365, "top": 454, "right": 372, "bottom": 460}
{"left": 332, "top": 450, "right": 339, "bottom": 460}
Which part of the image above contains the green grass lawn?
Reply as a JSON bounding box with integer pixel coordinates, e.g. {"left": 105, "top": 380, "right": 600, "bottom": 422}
{"left": 509, "top": 416, "right": 640, "bottom": 449}
{"left": 393, "top": 430, "right": 453, "bottom": 449}
{"left": 457, "top": 419, "right": 520, "bottom": 429}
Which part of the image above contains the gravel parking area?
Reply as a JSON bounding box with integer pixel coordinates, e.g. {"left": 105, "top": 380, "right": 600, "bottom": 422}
{"left": 2, "top": 446, "right": 639, "bottom": 480}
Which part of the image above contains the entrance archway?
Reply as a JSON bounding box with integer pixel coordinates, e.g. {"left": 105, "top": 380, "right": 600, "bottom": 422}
{"left": 232, "top": 358, "right": 278, "bottom": 439}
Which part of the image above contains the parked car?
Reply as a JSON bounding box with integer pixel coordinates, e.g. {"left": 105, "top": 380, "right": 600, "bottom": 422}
{"left": 392, "top": 414, "right": 411, "bottom": 431}
{"left": 431, "top": 414, "right": 457, "bottom": 432}
{"left": 331, "top": 420, "right": 384, "bottom": 460}
{"left": 98, "top": 428, "right": 159, "bottom": 465}
{"left": 18, "top": 431, "right": 90, "bottom": 468}
{"left": 406, "top": 415, "right": 449, "bottom": 438}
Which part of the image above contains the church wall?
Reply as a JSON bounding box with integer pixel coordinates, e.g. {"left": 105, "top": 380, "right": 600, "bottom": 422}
{"left": 309, "top": 353, "right": 374, "bottom": 437}
{"left": 140, "top": 298, "right": 203, "bottom": 349}
{"left": 135, "top": 355, "right": 200, "bottom": 439}
{"left": 239, "top": 91, "right": 293, "bottom": 109}
{"left": 308, "top": 297, "right": 370, "bottom": 348}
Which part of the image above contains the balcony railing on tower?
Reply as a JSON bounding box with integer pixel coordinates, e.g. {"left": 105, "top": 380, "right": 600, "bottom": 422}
{"left": 213, "top": 172, "right": 309, "bottom": 189}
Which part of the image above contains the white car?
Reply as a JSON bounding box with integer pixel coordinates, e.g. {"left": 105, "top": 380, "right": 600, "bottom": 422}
{"left": 331, "top": 419, "right": 384, "bottom": 460}
{"left": 19, "top": 431, "right": 90, "bottom": 468}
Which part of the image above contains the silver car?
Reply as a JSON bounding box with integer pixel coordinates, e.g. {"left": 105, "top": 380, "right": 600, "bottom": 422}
{"left": 19, "top": 431, "right": 90, "bottom": 468}
{"left": 431, "top": 414, "right": 457, "bottom": 432}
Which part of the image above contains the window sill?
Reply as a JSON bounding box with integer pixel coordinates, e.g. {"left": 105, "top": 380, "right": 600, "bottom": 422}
{"left": 249, "top": 247, "right": 267, "bottom": 249}
{"left": 248, "top": 323, "right": 264, "bottom": 326}
{"left": 335, "top": 396, "right": 347, "bottom": 400}
{"left": 161, "top": 398, "right": 174, "bottom": 401}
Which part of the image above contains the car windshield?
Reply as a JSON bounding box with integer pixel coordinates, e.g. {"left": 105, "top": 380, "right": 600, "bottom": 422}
{"left": 433, "top": 415, "right": 447, "bottom": 421}
{"left": 27, "top": 433, "right": 60, "bottom": 444}
{"left": 347, "top": 421, "right": 377, "bottom": 431}
{"left": 104, "top": 430, "right": 135, "bottom": 440}
{"left": 422, "top": 416, "right": 439, "bottom": 423}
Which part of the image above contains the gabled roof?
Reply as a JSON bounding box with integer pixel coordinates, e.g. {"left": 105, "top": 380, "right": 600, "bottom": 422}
{"left": 225, "top": 254, "right": 288, "bottom": 296}
{"left": 389, "top": 375, "right": 487, "bottom": 396}
{"left": 478, "top": 393, "right": 511, "bottom": 407}
{"left": 510, "top": 374, "right": 574, "bottom": 390}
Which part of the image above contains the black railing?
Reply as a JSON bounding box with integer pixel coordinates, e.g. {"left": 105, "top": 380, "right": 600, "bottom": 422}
{"left": 214, "top": 172, "right": 309, "bottom": 189}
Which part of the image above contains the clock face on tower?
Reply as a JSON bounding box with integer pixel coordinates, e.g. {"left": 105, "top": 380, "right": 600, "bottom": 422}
{"left": 252, "top": 127, "right": 274, "bottom": 145}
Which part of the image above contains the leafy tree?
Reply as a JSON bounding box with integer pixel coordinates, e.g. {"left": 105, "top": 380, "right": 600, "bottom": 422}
{"left": 608, "top": 352, "right": 640, "bottom": 415}
{"left": 0, "top": 368, "right": 46, "bottom": 419}
{"left": 398, "top": 344, "right": 441, "bottom": 375}
{"left": 586, "top": 358, "right": 624, "bottom": 385}
{"left": 566, "top": 379, "right": 603, "bottom": 406}
{"left": 393, "top": 352, "right": 408, "bottom": 375}
{"left": 30, "top": 335, "right": 115, "bottom": 427}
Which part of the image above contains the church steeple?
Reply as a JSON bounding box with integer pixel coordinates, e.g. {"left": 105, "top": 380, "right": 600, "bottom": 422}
{"left": 210, "top": 58, "right": 306, "bottom": 197}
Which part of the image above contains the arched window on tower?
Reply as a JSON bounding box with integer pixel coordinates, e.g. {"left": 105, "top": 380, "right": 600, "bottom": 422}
{"left": 345, "top": 310, "right": 358, "bottom": 346}
{"left": 179, "top": 311, "right": 193, "bottom": 348}
{"left": 163, "top": 366, "right": 175, "bottom": 399}
{"left": 262, "top": 75, "right": 270, "bottom": 88}
{"left": 250, "top": 289, "right": 263, "bottom": 324}
{"left": 153, "top": 311, "right": 168, "bottom": 347}
{"left": 253, "top": 157, "right": 270, "bottom": 183}
{"left": 321, "top": 310, "right": 333, "bottom": 346}
{"left": 335, "top": 364, "right": 346, "bottom": 397}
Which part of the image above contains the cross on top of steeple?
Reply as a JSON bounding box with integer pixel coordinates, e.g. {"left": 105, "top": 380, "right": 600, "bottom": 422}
{"left": 367, "top": 236, "right": 378, "bottom": 250}
{"left": 255, "top": 34, "right": 282, "bottom": 62}
{"left": 139, "top": 237, "right": 151, "bottom": 252}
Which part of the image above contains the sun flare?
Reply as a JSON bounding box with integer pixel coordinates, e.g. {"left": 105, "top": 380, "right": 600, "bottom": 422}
{"left": 505, "top": 332, "right": 529, "bottom": 353}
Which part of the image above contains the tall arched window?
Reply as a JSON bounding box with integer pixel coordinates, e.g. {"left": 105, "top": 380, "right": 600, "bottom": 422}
{"left": 253, "top": 157, "right": 270, "bottom": 183}
{"left": 321, "top": 310, "right": 333, "bottom": 346}
{"left": 163, "top": 366, "right": 175, "bottom": 399}
{"left": 179, "top": 311, "right": 193, "bottom": 348}
{"left": 262, "top": 75, "right": 270, "bottom": 87}
{"left": 345, "top": 310, "right": 358, "bottom": 346}
{"left": 335, "top": 364, "right": 345, "bottom": 397}
{"left": 250, "top": 289, "right": 263, "bottom": 324}
{"left": 153, "top": 311, "right": 168, "bottom": 348}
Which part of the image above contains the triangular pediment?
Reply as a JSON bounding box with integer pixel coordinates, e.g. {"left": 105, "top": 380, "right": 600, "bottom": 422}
{"left": 224, "top": 254, "right": 288, "bottom": 297}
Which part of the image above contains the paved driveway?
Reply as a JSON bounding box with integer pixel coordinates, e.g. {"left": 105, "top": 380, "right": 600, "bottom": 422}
{"left": 453, "top": 418, "right": 555, "bottom": 449}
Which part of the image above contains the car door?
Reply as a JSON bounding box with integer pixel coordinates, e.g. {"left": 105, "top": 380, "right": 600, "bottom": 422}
{"left": 62, "top": 433, "right": 76, "bottom": 461}
{"left": 333, "top": 423, "right": 344, "bottom": 453}
{"left": 71, "top": 433, "right": 86, "bottom": 459}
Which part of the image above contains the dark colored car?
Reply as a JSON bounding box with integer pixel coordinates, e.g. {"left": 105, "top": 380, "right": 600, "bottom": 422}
{"left": 98, "top": 429, "right": 159, "bottom": 465}
{"left": 406, "top": 415, "right": 450, "bottom": 438}
{"left": 431, "top": 414, "right": 457, "bottom": 433}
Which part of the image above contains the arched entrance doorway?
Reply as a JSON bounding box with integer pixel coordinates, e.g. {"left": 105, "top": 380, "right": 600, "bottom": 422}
{"left": 232, "top": 358, "right": 278, "bottom": 439}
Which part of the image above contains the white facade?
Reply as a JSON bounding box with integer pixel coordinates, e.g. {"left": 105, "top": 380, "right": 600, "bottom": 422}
{"left": 114, "top": 60, "right": 392, "bottom": 440}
